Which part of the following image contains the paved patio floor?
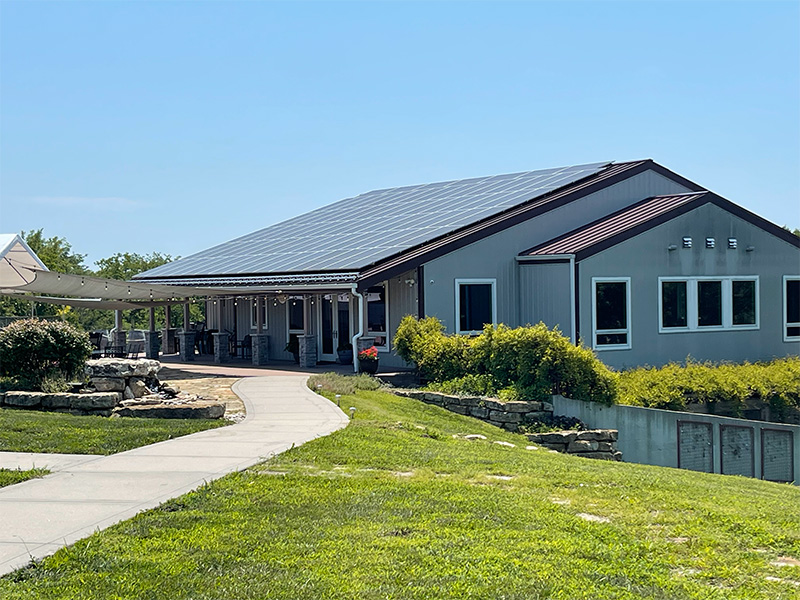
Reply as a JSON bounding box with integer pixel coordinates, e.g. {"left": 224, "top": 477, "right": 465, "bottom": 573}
{"left": 0, "top": 370, "right": 349, "bottom": 576}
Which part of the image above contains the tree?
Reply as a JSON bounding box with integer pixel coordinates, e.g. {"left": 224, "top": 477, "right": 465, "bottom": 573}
{"left": 95, "top": 252, "right": 175, "bottom": 281}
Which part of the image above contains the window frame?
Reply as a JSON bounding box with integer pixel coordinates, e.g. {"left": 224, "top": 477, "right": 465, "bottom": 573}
{"left": 591, "top": 277, "right": 632, "bottom": 351}
{"left": 365, "top": 283, "right": 390, "bottom": 352}
{"left": 286, "top": 296, "right": 306, "bottom": 336}
{"left": 658, "top": 276, "right": 759, "bottom": 333}
{"left": 455, "top": 278, "right": 497, "bottom": 335}
{"left": 250, "top": 298, "right": 268, "bottom": 330}
{"left": 784, "top": 276, "right": 800, "bottom": 342}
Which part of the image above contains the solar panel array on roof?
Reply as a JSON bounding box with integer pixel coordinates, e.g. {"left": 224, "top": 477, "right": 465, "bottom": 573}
{"left": 138, "top": 161, "right": 611, "bottom": 279}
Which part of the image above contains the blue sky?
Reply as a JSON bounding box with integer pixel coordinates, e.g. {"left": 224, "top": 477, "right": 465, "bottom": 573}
{"left": 1, "top": 0, "right": 798, "bottom": 266}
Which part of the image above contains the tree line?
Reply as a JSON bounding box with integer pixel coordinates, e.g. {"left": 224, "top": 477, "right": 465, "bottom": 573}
{"left": 0, "top": 230, "right": 204, "bottom": 331}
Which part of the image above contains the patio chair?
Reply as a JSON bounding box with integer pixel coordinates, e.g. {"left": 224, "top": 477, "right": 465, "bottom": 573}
{"left": 234, "top": 334, "right": 252, "bottom": 359}
{"left": 126, "top": 341, "right": 144, "bottom": 359}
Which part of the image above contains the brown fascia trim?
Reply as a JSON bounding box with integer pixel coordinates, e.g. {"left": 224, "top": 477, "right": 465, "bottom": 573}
{"left": 533, "top": 192, "right": 800, "bottom": 264}
{"left": 357, "top": 159, "right": 704, "bottom": 288}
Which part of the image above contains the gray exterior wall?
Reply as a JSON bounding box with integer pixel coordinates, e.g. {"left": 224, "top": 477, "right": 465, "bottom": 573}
{"left": 578, "top": 203, "right": 800, "bottom": 369}
{"left": 368, "top": 270, "right": 418, "bottom": 369}
{"left": 422, "top": 169, "right": 691, "bottom": 332}
{"left": 553, "top": 395, "right": 800, "bottom": 484}
{"left": 518, "top": 261, "right": 573, "bottom": 339}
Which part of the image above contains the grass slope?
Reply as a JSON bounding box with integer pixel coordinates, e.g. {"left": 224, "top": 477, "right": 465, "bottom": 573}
{"left": 1, "top": 388, "right": 798, "bottom": 599}
{"left": 0, "top": 468, "right": 48, "bottom": 488}
{"left": 0, "top": 408, "right": 228, "bottom": 455}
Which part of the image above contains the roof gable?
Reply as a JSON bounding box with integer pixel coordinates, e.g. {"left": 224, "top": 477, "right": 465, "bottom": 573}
{"left": 522, "top": 192, "right": 800, "bottom": 261}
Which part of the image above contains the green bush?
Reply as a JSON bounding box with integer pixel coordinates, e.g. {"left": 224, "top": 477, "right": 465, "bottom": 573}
{"left": 0, "top": 319, "right": 92, "bottom": 391}
{"left": 394, "top": 317, "right": 617, "bottom": 404}
{"left": 617, "top": 357, "right": 800, "bottom": 416}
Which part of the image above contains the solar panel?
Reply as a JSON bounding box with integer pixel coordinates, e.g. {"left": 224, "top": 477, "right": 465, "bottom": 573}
{"left": 138, "top": 162, "right": 611, "bottom": 278}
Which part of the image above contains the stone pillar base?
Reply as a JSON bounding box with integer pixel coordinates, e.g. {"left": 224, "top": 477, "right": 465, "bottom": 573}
{"left": 213, "top": 332, "right": 230, "bottom": 364}
{"left": 177, "top": 331, "right": 196, "bottom": 362}
{"left": 298, "top": 334, "right": 317, "bottom": 368}
{"left": 162, "top": 328, "right": 177, "bottom": 354}
{"left": 251, "top": 333, "right": 269, "bottom": 366}
{"left": 143, "top": 331, "right": 160, "bottom": 359}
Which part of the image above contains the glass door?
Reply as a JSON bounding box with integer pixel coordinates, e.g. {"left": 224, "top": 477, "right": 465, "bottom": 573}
{"left": 318, "top": 295, "right": 336, "bottom": 362}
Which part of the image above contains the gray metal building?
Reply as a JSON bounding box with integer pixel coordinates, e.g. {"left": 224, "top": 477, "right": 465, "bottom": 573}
{"left": 135, "top": 159, "right": 800, "bottom": 369}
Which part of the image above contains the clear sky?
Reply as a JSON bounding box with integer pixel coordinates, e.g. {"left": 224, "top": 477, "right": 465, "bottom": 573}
{"left": 1, "top": 0, "right": 798, "bottom": 267}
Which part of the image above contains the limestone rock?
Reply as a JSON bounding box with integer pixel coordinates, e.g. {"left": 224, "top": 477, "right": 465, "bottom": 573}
{"left": 90, "top": 377, "right": 125, "bottom": 392}
{"left": 113, "top": 400, "right": 225, "bottom": 419}
{"left": 70, "top": 393, "right": 120, "bottom": 410}
{"left": 488, "top": 410, "right": 523, "bottom": 423}
{"left": 124, "top": 386, "right": 135, "bottom": 400}
{"left": 568, "top": 440, "right": 599, "bottom": 453}
{"left": 4, "top": 391, "right": 43, "bottom": 407}
{"left": 464, "top": 434, "right": 487, "bottom": 440}
{"left": 85, "top": 358, "right": 161, "bottom": 380}
{"left": 492, "top": 441, "right": 516, "bottom": 448}
{"left": 41, "top": 394, "right": 73, "bottom": 409}
{"left": 128, "top": 378, "right": 148, "bottom": 398}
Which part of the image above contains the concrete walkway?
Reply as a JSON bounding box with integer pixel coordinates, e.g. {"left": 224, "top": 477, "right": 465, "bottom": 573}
{"left": 0, "top": 373, "right": 349, "bottom": 576}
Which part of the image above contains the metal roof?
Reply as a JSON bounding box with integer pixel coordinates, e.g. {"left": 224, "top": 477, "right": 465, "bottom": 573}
{"left": 137, "top": 161, "right": 611, "bottom": 279}
{"left": 524, "top": 192, "right": 709, "bottom": 258}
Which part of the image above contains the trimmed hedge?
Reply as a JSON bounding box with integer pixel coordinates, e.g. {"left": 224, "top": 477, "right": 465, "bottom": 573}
{"left": 394, "top": 316, "right": 617, "bottom": 404}
{"left": 617, "top": 357, "right": 800, "bottom": 417}
{"left": 0, "top": 319, "right": 92, "bottom": 391}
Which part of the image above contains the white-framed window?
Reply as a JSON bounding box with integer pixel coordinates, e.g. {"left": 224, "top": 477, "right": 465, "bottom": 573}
{"left": 366, "top": 283, "right": 390, "bottom": 352}
{"left": 592, "top": 277, "right": 631, "bottom": 350}
{"left": 658, "top": 277, "right": 759, "bottom": 333}
{"left": 455, "top": 278, "right": 497, "bottom": 335}
{"left": 785, "top": 276, "right": 800, "bottom": 341}
{"left": 250, "top": 298, "right": 268, "bottom": 330}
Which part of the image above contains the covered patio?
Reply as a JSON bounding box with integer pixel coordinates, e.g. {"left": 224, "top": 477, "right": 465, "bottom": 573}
{"left": 0, "top": 234, "right": 382, "bottom": 372}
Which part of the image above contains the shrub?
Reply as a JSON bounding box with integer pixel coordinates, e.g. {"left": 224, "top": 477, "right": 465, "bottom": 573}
{"left": 617, "top": 357, "right": 800, "bottom": 416}
{"left": 0, "top": 319, "right": 92, "bottom": 391}
{"left": 395, "top": 317, "right": 617, "bottom": 404}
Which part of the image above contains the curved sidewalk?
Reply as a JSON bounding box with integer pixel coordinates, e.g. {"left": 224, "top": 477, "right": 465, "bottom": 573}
{"left": 0, "top": 374, "right": 349, "bottom": 576}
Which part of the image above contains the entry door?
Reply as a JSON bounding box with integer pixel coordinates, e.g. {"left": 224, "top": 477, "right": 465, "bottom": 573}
{"left": 318, "top": 294, "right": 352, "bottom": 362}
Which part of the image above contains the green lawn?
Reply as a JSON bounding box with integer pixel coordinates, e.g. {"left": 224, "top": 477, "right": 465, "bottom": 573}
{"left": 0, "top": 468, "right": 48, "bottom": 488}
{"left": 0, "top": 408, "right": 228, "bottom": 455}
{"left": 1, "top": 386, "right": 798, "bottom": 599}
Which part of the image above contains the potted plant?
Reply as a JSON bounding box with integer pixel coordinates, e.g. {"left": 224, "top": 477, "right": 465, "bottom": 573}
{"left": 337, "top": 342, "right": 353, "bottom": 365}
{"left": 357, "top": 345, "right": 379, "bottom": 375}
{"left": 284, "top": 336, "right": 300, "bottom": 364}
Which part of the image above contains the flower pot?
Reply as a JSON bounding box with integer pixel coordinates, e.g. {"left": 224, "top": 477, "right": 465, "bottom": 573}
{"left": 337, "top": 349, "right": 353, "bottom": 365}
{"left": 359, "top": 358, "right": 378, "bottom": 375}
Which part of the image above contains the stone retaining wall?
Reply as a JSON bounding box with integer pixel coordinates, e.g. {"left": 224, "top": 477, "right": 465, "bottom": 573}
{"left": 392, "top": 389, "right": 620, "bottom": 460}
{"left": 1, "top": 391, "right": 119, "bottom": 416}
{"left": 526, "top": 429, "right": 621, "bottom": 461}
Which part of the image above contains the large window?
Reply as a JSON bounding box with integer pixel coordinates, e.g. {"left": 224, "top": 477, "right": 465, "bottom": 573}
{"left": 659, "top": 277, "right": 758, "bottom": 332}
{"left": 455, "top": 279, "right": 496, "bottom": 335}
{"left": 785, "top": 276, "right": 800, "bottom": 341}
{"left": 592, "top": 278, "right": 631, "bottom": 350}
{"left": 287, "top": 297, "right": 305, "bottom": 333}
{"left": 366, "top": 284, "right": 389, "bottom": 351}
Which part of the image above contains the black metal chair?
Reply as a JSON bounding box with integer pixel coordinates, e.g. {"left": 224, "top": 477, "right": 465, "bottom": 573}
{"left": 234, "top": 334, "right": 252, "bottom": 359}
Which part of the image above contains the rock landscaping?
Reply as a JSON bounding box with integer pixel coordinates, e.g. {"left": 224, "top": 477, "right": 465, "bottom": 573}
{"left": 393, "top": 388, "right": 621, "bottom": 461}
{"left": 0, "top": 358, "right": 225, "bottom": 419}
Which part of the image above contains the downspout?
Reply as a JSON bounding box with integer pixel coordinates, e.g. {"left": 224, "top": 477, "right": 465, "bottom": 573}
{"left": 351, "top": 284, "right": 364, "bottom": 374}
{"left": 569, "top": 255, "right": 577, "bottom": 345}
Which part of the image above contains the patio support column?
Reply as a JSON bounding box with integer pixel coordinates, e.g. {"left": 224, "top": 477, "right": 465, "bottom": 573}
{"left": 252, "top": 296, "right": 269, "bottom": 366}
{"left": 162, "top": 304, "right": 176, "bottom": 354}
{"left": 144, "top": 306, "right": 159, "bottom": 359}
{"left": 113, "top": 310, "right": 126, "bottom": 348}
{"left": 177, "top": 300, "right": 195, "bottom": 362}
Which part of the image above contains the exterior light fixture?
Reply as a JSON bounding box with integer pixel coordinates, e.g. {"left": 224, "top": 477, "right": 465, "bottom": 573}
{"left": 667, "top": 244, "right": 678, "bottom": 251}
{"left": 746, "top": 245, "right": 755, "bottom": 252}
{"left": 706, "top": 237, "right": 715, "bottom": 249}
{"left": 682, "top": 237, "right": 692, "bottom": 248}
{"left": 728, "top": 238, "right": 737, "bottom": 249}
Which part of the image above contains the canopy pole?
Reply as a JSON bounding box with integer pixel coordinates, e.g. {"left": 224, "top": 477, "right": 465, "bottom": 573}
{"left": 183, "top": 300, "right": 191, "bottom": 331}
{"left": 149, "top": 307, "right": 155, "bottom": 332}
